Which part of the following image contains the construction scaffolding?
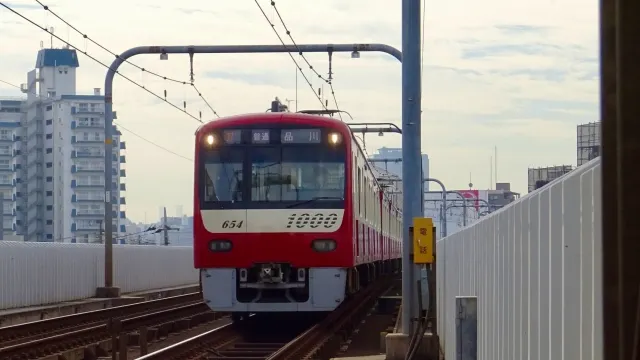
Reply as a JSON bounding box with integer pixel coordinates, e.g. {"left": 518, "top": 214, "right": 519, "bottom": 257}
{"left": 527, "top": 165, "right": 573, "bottom": 193}
{"left": 577, "top": 122, "right": 601, "bottom": 167}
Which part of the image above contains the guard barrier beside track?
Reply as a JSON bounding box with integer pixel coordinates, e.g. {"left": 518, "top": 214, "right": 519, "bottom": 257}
{"left": 0, "top": 242, "right": 198, "bottom": 310}
{"left": 436, "top": 157, "right": 602, "bottom": 359}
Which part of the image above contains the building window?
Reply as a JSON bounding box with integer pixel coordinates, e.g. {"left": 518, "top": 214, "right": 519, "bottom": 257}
{"left": 46, "top": 220, "right": 52, "bottom": 225}
{"left": 46, "top": 148, "right": 52, "bottom": 154}
{"left": 46, "top": 134, "right": 52, "bottom": 139}
{"left": 46, "top": 119, "right": 52, "bottom": 125}
{"left": 0, "top": 130, "right": 10, "bottom": 140}
{"left": 46, "top": 234, "right": 53, "bottom": 240}
{"left": 46, "top": 162, "right": 52, "bottom": 168}
{"left": 46, "top": 105, "right": 52, "bottom": 111}
{"left": 46, "top": 205, "right": 52, "bottom": 211}
{"left": 46, "top": 191, "right": 52, "bottom": 196}
{"left": 46, "top": 176, "right": 52, "bottom": 182}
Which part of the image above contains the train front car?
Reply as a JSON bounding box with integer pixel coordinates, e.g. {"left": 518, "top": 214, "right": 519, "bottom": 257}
{"left": 194, "top": 113, "right": 352, "bottom": 318}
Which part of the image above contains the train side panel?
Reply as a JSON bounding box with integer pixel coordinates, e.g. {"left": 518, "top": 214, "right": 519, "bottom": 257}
{"left": 348, "top": 137, "right": 403, "bottom": 267}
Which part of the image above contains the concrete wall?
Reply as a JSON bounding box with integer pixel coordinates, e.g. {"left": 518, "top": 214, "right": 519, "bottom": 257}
{"left": 436, "top": 157, "right": 602, "bottom": 360}
{"left": 0, "top": 242, "right": 198, "bottom": 310}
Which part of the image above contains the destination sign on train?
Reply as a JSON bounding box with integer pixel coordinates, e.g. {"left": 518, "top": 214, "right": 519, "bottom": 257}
{"left": 251, "top": 130, "right": 271, "bottom": 144}
{"left": 222, "top": 130, "right": 242, "bottom": 144}
{"left": 281, "top": 129, "right": 322, "bottom": 144}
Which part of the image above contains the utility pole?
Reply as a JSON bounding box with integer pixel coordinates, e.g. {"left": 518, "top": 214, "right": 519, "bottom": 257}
{"left": 98, "top": 220, "right": 104, "bottom": 244}
{"left": 400, "top": 0, "right": 423, "bottom": 336}
{"left": 163, "top": 207, "right": 169, "bottom": 246}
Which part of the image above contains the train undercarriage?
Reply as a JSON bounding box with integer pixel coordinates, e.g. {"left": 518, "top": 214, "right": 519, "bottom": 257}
{"left": 200, "top": 259, "right": 401, "bottom": 320}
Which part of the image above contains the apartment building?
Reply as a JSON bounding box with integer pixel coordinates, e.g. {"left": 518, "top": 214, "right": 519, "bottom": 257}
{"left": 0, "top": 99, "right": 24, "bottom": 240}
{"left": 7, "top": 47, "right": 127, "bottom": 242}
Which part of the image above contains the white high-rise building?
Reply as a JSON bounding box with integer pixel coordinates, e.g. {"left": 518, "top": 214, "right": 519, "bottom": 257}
{"left": 8, "top": 47, "right": 127, "bottom": 243}
{"left": 368, "top": 146, "right": 430, "bottom": 211}
{"left": 368, "top": 147, "right": 430, "bottom": 189}
{"left": 0, "top": 99, "right": 24, "bottom": 240}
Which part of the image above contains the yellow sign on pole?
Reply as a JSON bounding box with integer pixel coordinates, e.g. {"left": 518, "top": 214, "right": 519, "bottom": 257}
{"left": 413, "top": 217, "right": 434, "bottom": 264}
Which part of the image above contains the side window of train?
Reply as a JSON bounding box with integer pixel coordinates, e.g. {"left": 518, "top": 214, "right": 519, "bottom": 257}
{"left": 370, "top": 183, "right": 374, "bottom": 222}
{"left": 370, "top": 183, "right": 374, "bottom": 221}
{"left": 367, "top": 182, "right": 371, "bottom": 220}
{"left": 363, "top": 176, "right": 367, "bottom": 218}
{"left": 357, "top": 167, "right": 362, "bottom": 216}
{"left": 374, "top": 187, "right": 377, "bottom": 226}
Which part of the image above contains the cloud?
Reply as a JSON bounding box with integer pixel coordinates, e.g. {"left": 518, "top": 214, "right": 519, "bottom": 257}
{"left": 488, "top": 68, "right": 568, "bottom": 82}
{"left": 461, "top": 43, "right": 562, "bottom": 59}
{"left": 494, "top": 24, "right": 551, "bottom": 35}
{"left": 0, "top": 0, "right": 600, "bottom": 221}
{"left": 2, "top": 2, "right": 41, "bottom": 10}
{"left": 204, "top": 70, "right": 296, "bottom": 88}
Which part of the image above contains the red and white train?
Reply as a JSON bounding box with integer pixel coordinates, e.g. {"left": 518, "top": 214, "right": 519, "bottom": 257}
{"left": 193, "top": 112, "right": 403, "bottom": 319}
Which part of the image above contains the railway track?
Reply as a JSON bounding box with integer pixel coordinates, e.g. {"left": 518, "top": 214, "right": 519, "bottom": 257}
{"left": 136, "top": 275, "right": 396, "bottom": 360}
{"left": 0, "top": 292, "right": 201, "bottom": 346}
{"left": 0, "top": 292, "right": 223, "bottom": 360}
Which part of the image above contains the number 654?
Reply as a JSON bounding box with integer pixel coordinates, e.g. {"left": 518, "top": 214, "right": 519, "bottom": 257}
{"left": 222, "top": 220, "right": 244, "bottom": 229}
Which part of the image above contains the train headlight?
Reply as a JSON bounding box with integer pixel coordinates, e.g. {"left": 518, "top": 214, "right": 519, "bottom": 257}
{"left": 311, "top": 239, "right": 337, "bottom": 252}
{"left": 328, "top": 132, "right": 341, "bottom": 145}
{"left": 209, "top": 240, "right": 232, "bottom": 252}
{"left": 205, "top": 134, "right": 216, "bottom": 146}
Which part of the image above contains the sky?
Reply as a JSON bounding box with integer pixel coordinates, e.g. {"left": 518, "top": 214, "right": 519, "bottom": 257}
{"left": 0, "top": 0, "right": 600, "bottom": 222}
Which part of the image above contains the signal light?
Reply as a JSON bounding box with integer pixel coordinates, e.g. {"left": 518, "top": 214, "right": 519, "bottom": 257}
{"left": 209, "top": 240, "right": 232, "bottom": 252}
{"left": 311, "top": 239, "right": 337, "bottom": 252}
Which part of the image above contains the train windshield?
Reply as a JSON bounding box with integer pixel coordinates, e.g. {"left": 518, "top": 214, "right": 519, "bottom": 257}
{"left": 199, "top": 127, "right": 346, "bottom": 210}
{"left": 202, "top": 148, "right": 244, "bottom": 203}
{"left": 250, "top": 146, "right": 345, "bottom": 204}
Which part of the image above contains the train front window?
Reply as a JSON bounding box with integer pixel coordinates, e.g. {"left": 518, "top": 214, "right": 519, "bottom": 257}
{"left": 251, "top": 146, "right": 345, "bottom": 203}
{"left": 202, "top": 148, "right": 243, "bottom": 202}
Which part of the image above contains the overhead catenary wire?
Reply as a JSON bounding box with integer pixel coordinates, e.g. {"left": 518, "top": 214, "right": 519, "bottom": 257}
{"left": 268, "top": 0, "right": 343, "bottom": 121}
{"left": 48, "top": 224, "right": 162, "bottom": 243}
{"left": 0, "top": 79, "right": 21, "bottom": 89}
{"left": 0, "top": 1, "right": 208, "bottom": 124}
{"left": 0, "top": 86, "right": 189, "bottom": 162}
{"left": 114, "top": 122, "right": 193, "bottom": 162}
{"left": 0, "top": 4, "right": 198, "bottom": 161}
{"left": 33, "top": 0, "right": 220, "bottom": 119}
{"left": 253, "top": 0, "right": 327, "bottom": 111}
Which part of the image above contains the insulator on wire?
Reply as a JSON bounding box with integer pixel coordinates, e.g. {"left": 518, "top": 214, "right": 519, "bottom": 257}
{"left": 164, "top": 90, "right": 167, "bottom": 99}
{"left": 199, "top": 111, "right": 202, "bottom": 120}
{"left": 183, "top": 101, "right": 187, "bottom": 110}
{"left": 318, "top": 87, "right": 321, "bottom": 96}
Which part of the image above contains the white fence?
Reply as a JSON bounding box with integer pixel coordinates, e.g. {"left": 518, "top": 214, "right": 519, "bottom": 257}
{"left": 0, "top": 242, "right": 198, "bottom": 310}
{"left": 436, "top": 158, "right": 602, "bottom": 360}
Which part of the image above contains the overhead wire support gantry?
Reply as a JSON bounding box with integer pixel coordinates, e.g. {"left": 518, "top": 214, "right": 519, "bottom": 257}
{"left": 98, "top": 42, "right": 403, "bottom": 298}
